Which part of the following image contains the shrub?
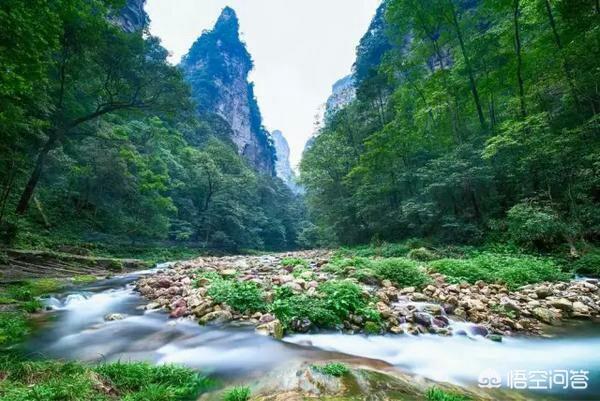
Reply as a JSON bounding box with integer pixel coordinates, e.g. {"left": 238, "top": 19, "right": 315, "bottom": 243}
{"left": 407, "top": 247, "right": 438, "bottom": 261}
{"left": 430, "top": 253, "right": 569, "bottom": 289}
{"left": 312, "top": 362, "right": 349, "bottom": 377}
{"left": 349, "top": 268, "right": 379, "bottom": 284}
{"left": 371, "top": 258, "right": 431, "bottom": 289}
{"left": 291, "top": 266, "right": 313, "bottom": 279}
{"left": 108, "top": 259, "right": 124, "bottom": 272}
{"left": 426, "top": 387, "right": 471, "bottom": 401}
{"left": 222, "top": 386, "right": 251, "bottom": 401}
{"left": 506, "top": 203, "right": 569, "bottom": 250}
{"left": 319, "top": 280, "right": 369, "bottom": 321}
{"left": 281, "top": 257, "right": 308, "bottom": 268}
{"left": 207, "top": 279, "right": 266, "bottom": 314}
{"left": 364, "top": 321, "right": 382, "bottom": 335}
{"left": 323, "top": 257, "right": 370, "bottom": 275}
{"left": 573, "top": 251, "right": 600, "bottom": 277}
{"left": 270, "top": 287, "right": 340, "bottom": 330}
{"left": 21, "top": 299, "right": 44, "bottom": 313}
{"left": 379, "top": 243, "right": 410, "bottom": 257}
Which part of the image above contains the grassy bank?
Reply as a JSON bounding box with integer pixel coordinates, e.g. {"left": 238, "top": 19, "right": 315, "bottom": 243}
{"left": 0, "top": 355, "right": 212, "bottom": 401}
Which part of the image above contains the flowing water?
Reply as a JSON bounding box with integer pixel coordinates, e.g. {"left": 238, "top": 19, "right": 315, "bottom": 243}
{"left": 24, "top": 265, "right": 600, "bottom": 400}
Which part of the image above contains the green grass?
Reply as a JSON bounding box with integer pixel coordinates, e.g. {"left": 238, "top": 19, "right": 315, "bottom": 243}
{"left": 72, "top": 275, "right": 98, "bottom": 285}
{"left": 0, "top": 356, "right": 212, "bottom": 401}
{"left": 0, "top": 313, "right": 29, "bottom": 346}
{"left": 430, "top": 252, "right": 569, "bottom": 289}
{"left": 425, "top": 387, "right": 471, "bottom": 401}
{"left": 336, "top": 242, "right": 410, "bottom": 258}
{"left": 222, "top": 386, "right": 251, "bottom": 401}
{"left": 312, "top": 362, "right": 350, "bottom": 377}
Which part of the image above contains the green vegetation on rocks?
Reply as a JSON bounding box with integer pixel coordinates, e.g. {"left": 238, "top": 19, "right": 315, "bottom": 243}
{"left": 203, "top": 274, "right": 266, "bottom": 314}
{"left": 426, "top": 387, "right": 471, "bottom": 401}
{"left": 430, "top": 252, "right": 569, "bottom": 289}
{"left": 270, "top": 280, "right": 380, "bottom": 332}
{"left": 222, "top": 386, "right": 251, "bottom": 401}
{"left": 312, "top": 362, "right": 350, "bottom": 377}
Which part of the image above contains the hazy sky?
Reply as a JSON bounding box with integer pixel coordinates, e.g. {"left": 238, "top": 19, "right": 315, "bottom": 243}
{"left": 145, "top": 0, "right": 380, "bottom": 167}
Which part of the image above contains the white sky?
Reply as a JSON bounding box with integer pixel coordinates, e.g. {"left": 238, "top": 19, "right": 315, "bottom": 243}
{"left": 145, "top": 0, "right": 380, "bottom": 167}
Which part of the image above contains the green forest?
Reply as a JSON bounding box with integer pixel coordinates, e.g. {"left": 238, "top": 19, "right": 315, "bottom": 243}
{"left": 302, "top": 0, "right": 599, "bottom": 255}
{"left": 0, "top": 0, "right": 304, "bottom": 255}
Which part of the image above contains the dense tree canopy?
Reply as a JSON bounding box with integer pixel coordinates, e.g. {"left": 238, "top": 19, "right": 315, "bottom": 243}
{"left": 301, "top": 0, "right": 600, "bottom": 251}
{"left": 0, "top": 0, "right": 304, "bottom": 251}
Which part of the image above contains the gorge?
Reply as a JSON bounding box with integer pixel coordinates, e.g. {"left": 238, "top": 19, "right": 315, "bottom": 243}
{"left": 1, "top": 0, "right": 599, "bottom": 400}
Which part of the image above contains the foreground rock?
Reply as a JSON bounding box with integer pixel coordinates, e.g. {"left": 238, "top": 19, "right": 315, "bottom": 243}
{"left": 135, "top": 251, "right": 600, "bottom": 338}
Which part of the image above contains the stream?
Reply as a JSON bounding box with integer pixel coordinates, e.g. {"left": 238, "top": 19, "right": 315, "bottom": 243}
{"left": 24, "top": 264, "right": 600, "bottom": 400}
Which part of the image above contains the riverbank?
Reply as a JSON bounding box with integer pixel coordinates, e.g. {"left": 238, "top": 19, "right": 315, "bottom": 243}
{"left": 5, "top": 254, "right": 599, "bottom": 400}
{"left": 135, "top": 250, "right": 600, "bottom": 339}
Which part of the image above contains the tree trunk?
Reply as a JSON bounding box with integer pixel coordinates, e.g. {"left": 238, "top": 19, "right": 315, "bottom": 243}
{"left": 448, "top": 0, "right": 486, "bottom": 129}
{"left": 15, "top": 133, "right": 60, "bottom": 215}
{"left": 543, "top": 0, "right": 582, "bottom": 111}
{"left": 514, "top": 0, "right": 527, "bottom": 118}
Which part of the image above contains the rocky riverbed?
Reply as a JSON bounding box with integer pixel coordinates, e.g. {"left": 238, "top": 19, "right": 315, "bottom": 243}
{"left": 134, "top": 251, "right": 600, "bottom": 339}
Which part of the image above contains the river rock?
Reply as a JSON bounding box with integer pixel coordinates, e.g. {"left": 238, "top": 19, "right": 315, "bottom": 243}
{"left": 535, "top": 286, "right": 552, "bottom": 299}
{"left": 260, "top": 313, "right": 275, "bottom": 323}
{"left": 572, "top": 301, "right": 591, "bottom": 317}
{"left": 549, "top": 298, "right": 573, "bottom": 312}
{"left": 291, "top": 318, "right": 312, "bottom": 333}
{"left": 413, "top": 312, "right": 433, "bottom": 327}
{"left": 411, "top": 293, "right": 429, "bottom": 302}
{"left": 532, "top": 307, "right": 561, "bottom": 325}
{"left": 469, "top": 325, "right": 488, "bottom": 337}
{"left": 199, "top": 310, "right": 232, "bottom": 325}
{"left": 256, "top": 319, "right": 284, "bottom": 339}
{"left": 104, "top": 313, "right": 126, "bottom": 321}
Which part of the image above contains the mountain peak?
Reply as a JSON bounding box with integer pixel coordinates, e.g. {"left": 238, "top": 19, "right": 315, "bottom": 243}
{"left": 214, "top": 6, "right": 240, "bottom": 35}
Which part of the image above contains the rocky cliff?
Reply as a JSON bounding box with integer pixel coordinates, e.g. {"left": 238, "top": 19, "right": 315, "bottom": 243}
{"left": 271, "top": 130, "right": 300, "bottom": 193}
{"left": 353, "top": 0, "right": 392, "bottom": 85}
{"left": 325, "top": 75, "right": 356, "bottom": 119}
{"left": 113, "top": 0, "right": 148, "bottom": 32}
{"left": 180, "top": 7, "right": 276, "bottom": 175}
